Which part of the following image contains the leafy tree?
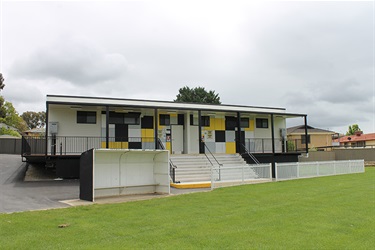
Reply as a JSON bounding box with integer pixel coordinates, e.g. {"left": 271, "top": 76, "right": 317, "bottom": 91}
{"left": 21, "top": 111, "right": 46, "bottom": 129}
{"left": 0, "top": 96, "right": 5, "bottom": 118}
{"left": 0, "top": 127, "right": 21, "bottom": 137}
{"left": 174, "top": 86, "right": 221, "bottom": 104}
{"left": 0, "top": 100, "right": 28, "bottom": 132}
{"left": 0, "top": 73, "right": 4, "bottom": 91}
{"left": 346, "top": 124, "right": 361, "bottom": 136}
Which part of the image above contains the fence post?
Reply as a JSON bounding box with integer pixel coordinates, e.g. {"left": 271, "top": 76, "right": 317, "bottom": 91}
{"left": 362, "top": 160, "right": 365, "bottom": 173}
{"left": 262, "top": 139, "right": 265, "bottom": 153}
{"left": 275, "top": 163, "right": 278, "bottom": 181}
{"left": 297, "top": 162, "right": 300, "bottom": 179}
{"left": 242, "top": 164, "right": 244, "bottom": 184}
{"left": 334, "top": 161, "right": 336, "bottom": 175}
{"left": 210, "top": 165, "right": 214, "bottom": 191}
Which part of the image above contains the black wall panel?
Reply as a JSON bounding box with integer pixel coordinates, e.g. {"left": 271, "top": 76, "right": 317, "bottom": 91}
{"left": 115, "top": 124, "right": 128, "bottom": 142}
{"left": 80, "top": 149, "right": 94, "bottom": 201}
{"left": 215, "top": 131, "right": 226, "bottom": 142}
{"left": 129, "top": 142, "right": 142, "bottom": 149}
{"left": 141, "top": 116, "right": 154, "bottom": 129}
{"left": 225, "top": 116, "right": 237, "bottom": 130}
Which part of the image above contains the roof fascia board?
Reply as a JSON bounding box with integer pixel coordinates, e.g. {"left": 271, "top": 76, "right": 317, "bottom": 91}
{"left": 46, "top": 95, "right": 306, "bottom": 116}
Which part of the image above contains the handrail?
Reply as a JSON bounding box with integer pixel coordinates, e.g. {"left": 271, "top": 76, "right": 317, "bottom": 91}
{"left": 156, "top": 138, "right": 164, "bottom": 150}
{"left": 157, "top": 138, "right": 177, "bottom": 183}
{"left": 203, "top": 142, "right": 222, "bottom": 181}
{"left": 240, "top": 143, "right": 260, "bottom": 165}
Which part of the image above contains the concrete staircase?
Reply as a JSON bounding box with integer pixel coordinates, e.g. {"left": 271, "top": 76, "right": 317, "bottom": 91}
{"left": 170, "top": 154, "right": 257, "bottom": 183}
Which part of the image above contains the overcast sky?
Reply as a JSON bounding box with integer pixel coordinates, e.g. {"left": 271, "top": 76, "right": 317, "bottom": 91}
{"left": 1, "top": 0, "right": 374, "bottom": 134}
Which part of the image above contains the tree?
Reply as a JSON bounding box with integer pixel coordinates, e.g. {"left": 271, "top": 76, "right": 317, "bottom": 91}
{"left": 346, "top": 124, "right": 361, "bottom": 135}
{"left": 21, "top": 111, "right": 46, "bottom": 129}
{"left": 0, "top": 100, "right": 28, "bottom": 132}
{"left": 0, "top": 96, "right": 5, "bottom": 118}
{"left": 174, "top": 86, "right": 221, "bottom": 104}
{"left": 0, "top": 127, "right": 21, "bottom": 137}
{"left": 0, "top": 73, "right": 4, "bottom": 91}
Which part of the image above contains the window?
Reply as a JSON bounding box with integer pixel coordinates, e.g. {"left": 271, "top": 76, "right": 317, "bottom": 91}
{"left": 160, "top": 114, "right": 170, "bottom": 125}
{"left": 109, "top": 112, "right": 124, "bottom": 124}
{"left": 256, "top": 118, "right": 268, "bottom": 128}
{"left": 201, "top": 116, "right": 210, "bottom": 127}
{"left": 108, "top": 112, "right": 140, "bottom": 125}
{"left": 77, "top": 111, "right": 96, "bottom": 124}
{"left": 225, "top": 116, "right": 237, "bottom": 130}
{"left": 124, "top": 113, "right": 140, "bottom": 125}
{"left": 240, "top": 118, "right": 249, "bottom": 128}
{"left": 301, "top": 135, "right": 311, "bottom": 144}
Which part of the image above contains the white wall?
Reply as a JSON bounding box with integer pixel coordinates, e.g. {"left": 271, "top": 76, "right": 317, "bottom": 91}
{"left": 48, "top": 107, "right": 102, "bottom": 137}
{"left": 254, "top": 116, "right": 271, "bottom": 138}
{"left": 48, "top": 107, "right": 102, "bottom": 154}
{"left": 93, "top": 149, "right": 170, "bottom": 200}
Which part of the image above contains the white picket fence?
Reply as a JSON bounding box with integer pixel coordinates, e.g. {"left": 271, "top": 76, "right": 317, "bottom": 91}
{"left": 211, "top": 163, "right": 272, "bottom": 189}
{"left": 275, "top": 160, "right": 365, "bottom": 181}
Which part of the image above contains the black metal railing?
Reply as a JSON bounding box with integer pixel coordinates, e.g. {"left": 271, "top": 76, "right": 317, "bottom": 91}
{"left": 240, "top": 143, "right": 260, "bottom": 164}
{"left": 21, "top": 136, "right": 308, "bottom": 157}
{"left": 243, "top": 138, "right": 306, "bottom": 153}
{"left": 203, "top": 142, "right": 222, "bottom": 181}
{"left": 157, "top": 138, "right": 177, "bottom": 183}
{"left": 21, "top": 136, "right": 157, "bottom": 156}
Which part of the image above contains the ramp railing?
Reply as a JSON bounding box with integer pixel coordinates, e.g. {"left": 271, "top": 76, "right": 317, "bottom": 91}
{"left": 240, "top": 143, "right": 260, "bottom": 165}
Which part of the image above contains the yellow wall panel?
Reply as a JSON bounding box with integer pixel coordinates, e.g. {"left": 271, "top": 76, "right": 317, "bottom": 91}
{"left": 250, "top": 120, "right": 254, "bottom": 131}
{"left": 244, "top": 120, "right": 254, "bottom": 131}
{"left": 226, "top": 142, "right": 236, "bottom": 154}
{"left": 141, "top": 129, "right": 154, "bottom": 138}
{"left": 108, "top": 142, "right": 128, "bottom": 149}
{"left": 101, "top": 141, "right": 130, "bottom": 149}
{"left": 214, "top": 117, "right": 225, "bottom": 130}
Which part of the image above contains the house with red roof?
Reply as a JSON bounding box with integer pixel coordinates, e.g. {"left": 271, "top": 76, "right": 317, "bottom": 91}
{"left": 334, "top": 131, "right": 375, "bottom": 148}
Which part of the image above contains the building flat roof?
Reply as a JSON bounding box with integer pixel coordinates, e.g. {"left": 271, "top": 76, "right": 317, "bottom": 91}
{"left": 47, "top": 95, "right": 306, "bottom": 117}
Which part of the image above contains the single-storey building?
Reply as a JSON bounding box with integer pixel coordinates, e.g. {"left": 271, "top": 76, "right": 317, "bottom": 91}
{"left": 334, "top": 131, "right": 375, "bottom": 148}
{"left": 22, "top": 95, "right": 308, "bottom": 178}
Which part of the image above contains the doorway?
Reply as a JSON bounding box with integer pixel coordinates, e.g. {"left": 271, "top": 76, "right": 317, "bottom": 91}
{"left": 171, "top": 125, "right": 183, "bottom": 154}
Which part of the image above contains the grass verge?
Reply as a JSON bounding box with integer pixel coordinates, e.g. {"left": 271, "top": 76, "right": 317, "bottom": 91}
{"left": 1, "top": 168, "right": 374, "bottom": 249}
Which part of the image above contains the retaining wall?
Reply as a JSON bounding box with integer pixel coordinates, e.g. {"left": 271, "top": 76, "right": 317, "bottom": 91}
{"left": 299, "top": 148, "right": 375, "bottom": 164}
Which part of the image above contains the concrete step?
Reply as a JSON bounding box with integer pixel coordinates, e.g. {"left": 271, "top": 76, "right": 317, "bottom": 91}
{"left": 170, "top": 153, "right": 254, "bottom": 183}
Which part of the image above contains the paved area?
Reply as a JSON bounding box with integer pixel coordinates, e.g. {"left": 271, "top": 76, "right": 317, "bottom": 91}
{"left": 0, "top": 154, "right": 79, "bottom": 214}
{"left": 0, "top": 154, "right": 210, "bottom": 214}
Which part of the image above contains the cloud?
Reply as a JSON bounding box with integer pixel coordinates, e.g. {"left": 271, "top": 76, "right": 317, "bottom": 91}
{"left": 314, "top": 79, "right": 371, "bottom": 104}
{"left": 285, "top": 78, "right": 371, "bottom": 107}
{"left": 9, "top": 36, "right": 130, "bottom": 85}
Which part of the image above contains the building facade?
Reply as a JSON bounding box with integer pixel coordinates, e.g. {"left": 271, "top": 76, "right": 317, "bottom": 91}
{"left": 43, "top": 95, "right": 307, "bottom": 155}
{"left": 22, "top": 95, "right": 308, "bottom": 178}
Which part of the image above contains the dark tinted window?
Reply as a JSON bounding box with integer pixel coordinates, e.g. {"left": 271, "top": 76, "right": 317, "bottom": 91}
{"left": 77, "top": 111, "right": 96, "bottom": 124}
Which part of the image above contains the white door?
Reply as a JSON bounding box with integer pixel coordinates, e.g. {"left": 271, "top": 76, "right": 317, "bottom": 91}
{"left": 171, "top": 125, "right": 184, "bottom": 154}
{"left": 189, "top": 126, "right": 199, "bottom": 154}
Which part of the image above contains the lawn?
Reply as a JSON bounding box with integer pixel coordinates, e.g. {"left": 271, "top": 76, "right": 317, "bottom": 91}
{"left": 1, "top": 168, "right": 374, "bottom": 249}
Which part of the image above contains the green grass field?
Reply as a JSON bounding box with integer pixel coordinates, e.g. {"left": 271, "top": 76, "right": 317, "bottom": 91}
{"left": 1, "top": 168, "right": 374, "bottom": 249}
